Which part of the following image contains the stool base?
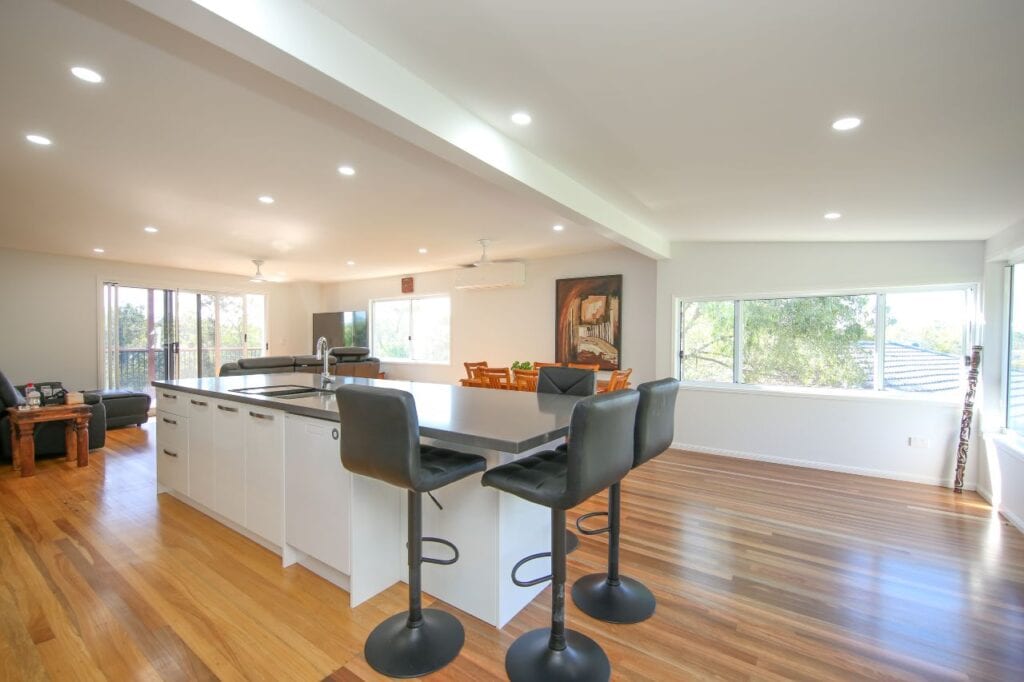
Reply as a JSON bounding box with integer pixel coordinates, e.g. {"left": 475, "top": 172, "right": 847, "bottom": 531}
{"left": 572, "top": 573, "right": 656, "bottom": 624}
{"left": 505, "top": 628, "right": 610, "bottom": 682}
{"left": 364, "top": 608, "right": 464, "bottom": 679}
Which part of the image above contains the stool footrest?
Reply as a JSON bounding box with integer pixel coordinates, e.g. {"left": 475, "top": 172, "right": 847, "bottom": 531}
{"left": 421, "top": 537, "right": 459, "bottom": 565}
{"left": 511, "top": 552, "right": 553, "bottom": 587}
{"left": 576, "top": 511, "right": 610, "bottom": 536}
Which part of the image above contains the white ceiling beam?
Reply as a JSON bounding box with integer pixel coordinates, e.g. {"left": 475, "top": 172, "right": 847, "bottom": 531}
{"left": 123, "top": 0, "right": 670, "bottom": 259}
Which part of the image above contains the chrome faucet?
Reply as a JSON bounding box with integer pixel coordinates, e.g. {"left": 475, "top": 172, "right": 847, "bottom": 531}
{"left": 315, "top": 336, "right": 331, "bottom": 384}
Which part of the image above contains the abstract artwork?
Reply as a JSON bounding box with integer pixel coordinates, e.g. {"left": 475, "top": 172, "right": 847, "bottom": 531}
{"left": 555, "top": 275, "right": 622, "bottom": 370}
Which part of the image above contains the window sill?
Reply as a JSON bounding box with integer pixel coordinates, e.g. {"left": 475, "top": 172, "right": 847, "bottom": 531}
{"left": 677, "top": 380, "right": 962, "bottom": 406}
{"left": 989, "top": 431, "right": 1024, "bottom": 465}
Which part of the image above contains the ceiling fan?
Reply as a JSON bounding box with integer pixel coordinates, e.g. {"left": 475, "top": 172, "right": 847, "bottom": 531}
{"left": 467, "top": 238, "right": 493, "bottom": 267}
{"left": 249, "top": 259, "right": 268, "bottom": 283}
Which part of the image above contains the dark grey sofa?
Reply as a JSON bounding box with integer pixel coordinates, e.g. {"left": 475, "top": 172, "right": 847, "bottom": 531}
{"left": 85, "top": 389, "right": 151, "bottom": 428}
{"left": 219, "top": 348, "right": 380, "bottom": 378}
{"left": 0, "top": 372, "right": 106, "bottom": 463}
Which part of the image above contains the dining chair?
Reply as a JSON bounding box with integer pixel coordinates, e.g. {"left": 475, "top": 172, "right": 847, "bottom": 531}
{"left": 600, "top": 368, "right": 633, "bottom": 393}
{"left": 533, "top": 362, "right": 561, "bottom": 370}
{"left": 478, "top": 367, "right": 513, "bottom": 389}
{"left": 513, "top": 368, "right": 539, "bottom": 392}
{"left": 464, "top": 361, "right": 489, "bottom": 380}
{"left": 568, "top": 363, "right": 600, "bottom": 371}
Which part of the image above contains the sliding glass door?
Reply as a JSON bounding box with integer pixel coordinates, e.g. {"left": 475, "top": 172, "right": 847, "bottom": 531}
{"left": 103, "top": 284, "right": 267, "bottom": 392}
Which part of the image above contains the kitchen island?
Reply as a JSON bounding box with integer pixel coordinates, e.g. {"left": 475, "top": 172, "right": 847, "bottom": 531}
{"left": 151, "top": 373, "right": 580, "bottom": 627}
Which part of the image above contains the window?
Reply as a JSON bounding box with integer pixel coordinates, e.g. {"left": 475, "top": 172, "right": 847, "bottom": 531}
{"left": 371, "top": 295, "right": 450, "bottom": 363}
{"left": 1007, "top": 265, "right": 1024, "bottom": 433}
{"left": 679, "top": 287, "right": 972, "bottom": 396}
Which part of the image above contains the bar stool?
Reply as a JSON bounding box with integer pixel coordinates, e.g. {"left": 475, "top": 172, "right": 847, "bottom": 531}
{"left": 482, "top": 390, "right": 639, "bottom": 682}
{"left": 336, "top": 384, "right": 487, "bottom": 678}
{"left": 571, "top": 378, "right": 678, "bottom": 623}
{"left": 537, "top": 365, "right": 596, "bottom": 554}
{"left": 537, "top": 365, "right": 596, "bottom": 396}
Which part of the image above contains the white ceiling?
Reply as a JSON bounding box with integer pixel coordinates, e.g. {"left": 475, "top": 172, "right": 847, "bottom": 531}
{"left": 0, "top": 0, "right": 616, "bottom": 282}
{"left": 308, "top": 0, "right": 1024, "bottom": 242}
{"left": 2, "top": 1, "right": 1022, "bottom": 285}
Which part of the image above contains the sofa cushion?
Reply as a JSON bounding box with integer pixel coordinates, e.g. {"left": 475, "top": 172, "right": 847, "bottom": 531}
{"left": 294, "top": 354, "right": 336, "bottom": 367}
{"left": 330, "top": 347, "right": 371, "bottom": 362}
{"left": 237, "top": 356, "right": 296, "bottom": 370}
{"left": 0, "top": 370, "right": 25, "bottom": 409}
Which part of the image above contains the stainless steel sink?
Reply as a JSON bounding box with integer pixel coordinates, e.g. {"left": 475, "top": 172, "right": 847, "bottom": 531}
{"left": 229, "top": 385, "right": 332, "bottom": 399}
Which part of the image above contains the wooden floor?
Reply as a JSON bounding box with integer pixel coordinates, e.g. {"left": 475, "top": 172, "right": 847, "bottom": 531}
{"left": 2, "top": 423, "right": 1023, "bottom": 681}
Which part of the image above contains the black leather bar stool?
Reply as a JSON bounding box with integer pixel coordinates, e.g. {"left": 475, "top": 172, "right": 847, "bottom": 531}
{"left": 482, "top": 391, "right": 639, "bottom": 682}
{"left": 571, "top": 378, "right": 678, "bottom": 624}
{"left": 336, "top": 384, "right": 487, "bottom": 678}
{"left": 537, "top": 365, "right": 596, "bottom": 555}
{"left": 537, "top": 365, "right": 596, "bottom": 396}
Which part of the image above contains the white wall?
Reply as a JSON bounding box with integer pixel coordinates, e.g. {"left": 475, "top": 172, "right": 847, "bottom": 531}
{"left": 320, "top": 248, "right": 657, "bottom": 384}
{"left": 0, "top": 248, "right": 319, "bottom": 389}
{"left": 975, "top": 222, "right": 1024, "bottom": 531}
{"left": 656, "top": 241, "right": 987, "bottom": 488}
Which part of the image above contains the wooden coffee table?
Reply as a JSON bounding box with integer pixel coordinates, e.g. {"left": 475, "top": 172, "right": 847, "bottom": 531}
{"left": 6, "top": 404, "right": 93, "bottom": 477}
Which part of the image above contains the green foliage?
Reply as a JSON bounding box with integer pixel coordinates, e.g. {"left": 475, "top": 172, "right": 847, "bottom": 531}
{"left": 683, "top": 295, "right": 874, "bottom": 388}
{"left": 511, "top": 361, "right": 533, "bottom": 370}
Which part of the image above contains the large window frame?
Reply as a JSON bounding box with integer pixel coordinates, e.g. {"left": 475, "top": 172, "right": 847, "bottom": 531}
{"left": 370, "top": 293, "right": 451, "bottom": 365}
{"left": 675, "top": 284, "right": 976, "bottom": 398}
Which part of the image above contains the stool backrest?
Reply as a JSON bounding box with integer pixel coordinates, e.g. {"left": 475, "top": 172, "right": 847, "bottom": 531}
{"left": 634, "top": 378, "right": 679, "bottom": 468}
{"left": 563, "top": 390, "right": 639, "bottom": 508}
{"left": 336, "top": 384, "right": 421, "bottom": 490}
{"left": 537, "top": 366, "right": 595, "bottom": 396}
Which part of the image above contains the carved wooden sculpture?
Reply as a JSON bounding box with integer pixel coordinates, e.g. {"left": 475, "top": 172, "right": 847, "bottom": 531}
{"left": 954, "top": 345, "right": 982, "bottom": 493}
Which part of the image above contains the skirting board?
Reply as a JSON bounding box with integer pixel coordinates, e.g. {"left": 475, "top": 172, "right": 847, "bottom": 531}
{"left": 974, "top": 484, "right": 1024, "bottom": 535}
{"left": 672, "top": 442, "right": 976, "bottom": 491}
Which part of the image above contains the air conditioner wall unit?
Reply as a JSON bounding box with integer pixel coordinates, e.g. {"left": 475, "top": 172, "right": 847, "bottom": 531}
{"left": 453, "top": 262, "right": 526, "bottom": 290}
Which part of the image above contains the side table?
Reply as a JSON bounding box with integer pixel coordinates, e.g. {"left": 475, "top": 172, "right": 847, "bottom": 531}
{"left": 5, "top": 404, "right": 93, "bottom": 477}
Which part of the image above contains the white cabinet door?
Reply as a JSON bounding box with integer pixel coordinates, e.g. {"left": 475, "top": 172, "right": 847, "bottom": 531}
{"left": 212, "top": 400, "right": 246, "bottom": 526}
{"left": 245, "top": 407, "right": 285, "bottom": 546}
{"left": 284, "top": 416, "right": 352, "bottom": 573}
{"left": 187, "top": 397, "right": 215, "bottom": 509}
{"left": 156, "top": 409, "right": 188, "bottom": 493}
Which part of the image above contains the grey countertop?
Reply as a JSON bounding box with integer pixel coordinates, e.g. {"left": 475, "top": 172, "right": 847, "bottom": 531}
{"left": 153, "top": 373, "right": 580, "bottom": 453}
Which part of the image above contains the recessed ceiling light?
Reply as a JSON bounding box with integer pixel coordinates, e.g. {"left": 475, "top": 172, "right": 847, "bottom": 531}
{"left": 25, "top": 134, "right": 52, "bottom": 146}
{"left": 552, "top": 224, "right": 565, "bottom": 232}
{"left": 258, "top": 195, "right": 274, "bottom": 204}
{"left": 510, "top": 111, "right": 532, "bottom": 126}
{"left": 143, "top": 225, "right": 159, "bottom": 233}
{"left": 418, "top": 248, "right": 428, "bottom": 254}
{"left": 824, "top": 212, "right": 842, "bottom": 220}
{"left": 337, "top": 165, "right": 356, "bottom": 176}
{"left": 346, "top": 260, "right": 356, "bottom": 266}
{"left": 831, "top": 117, "right": 862, "bottom": 131}
{"left": 93, "top": 247, "right": 105, "bottom": 253}
{"left": 70, "top": 66, "right": 103, "bottom": 83}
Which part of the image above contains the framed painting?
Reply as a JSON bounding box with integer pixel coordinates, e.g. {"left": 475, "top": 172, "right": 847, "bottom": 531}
{"left": 555, "top": 275, "right": 622, "bottom": 370}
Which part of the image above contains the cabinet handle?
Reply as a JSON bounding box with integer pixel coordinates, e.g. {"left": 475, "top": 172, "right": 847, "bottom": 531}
{"left": 217, "top": 405, "right": 239, "bottom": 413}
{"left": 162, "top": 449, "right": 179, "bottom": 458}
{"left": 161, "top": 417, "right": 177, "bottom": 425}
{"left": 249, "top": 411, "right": 274, "bottom": 421}
{"left": 162, "top": 393, "right": 177, "bottom": 399}
{"left": 190, "top": 399, "right": 208, "bottom": 406}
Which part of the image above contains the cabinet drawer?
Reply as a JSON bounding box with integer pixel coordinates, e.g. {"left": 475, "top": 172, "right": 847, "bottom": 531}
{"left": 156, "top": 410, "right": 187, "bottom": 454}
{"left": 156, "top": 389, "right": 187, "bottom": 417}
{"left": 156, "top": 411, "right": 188, "bottom": 494}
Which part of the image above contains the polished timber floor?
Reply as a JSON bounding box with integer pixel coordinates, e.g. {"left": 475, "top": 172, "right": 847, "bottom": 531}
{"left": 1, "top": 422, "right": 1023, "bottom": 681}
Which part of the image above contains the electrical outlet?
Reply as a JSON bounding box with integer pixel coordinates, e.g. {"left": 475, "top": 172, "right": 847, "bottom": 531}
{"left": 908, "top": 436, "right": 930, "bottom": 448}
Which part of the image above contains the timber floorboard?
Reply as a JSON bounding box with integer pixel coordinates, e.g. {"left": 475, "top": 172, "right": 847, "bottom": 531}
{"left": 1, "top": 420, "right": 1022, "bottom": 680}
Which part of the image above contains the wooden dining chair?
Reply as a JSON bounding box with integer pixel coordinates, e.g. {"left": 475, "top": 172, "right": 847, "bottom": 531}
{"left": 533, "top": 362, "right": 560, "bottom": 370}
{"left": 513, "top": 368, "right": 539, "bottom": 392}
{"left": 464, "top": 361, "right": 489, "bottom": 380}
{"left": 567, "top": 363, "right": 600, "bottom": 371}
{"left": 478, "top": 367, "right": 513, "bottom": 390}
{"left": 599, "top": 368, "right": 633, "bottom": 393}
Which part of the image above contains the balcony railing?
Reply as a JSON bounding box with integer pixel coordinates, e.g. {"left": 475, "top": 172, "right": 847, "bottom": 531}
{"left": 107, "top": 347, "right": 260, "bottom": 394}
